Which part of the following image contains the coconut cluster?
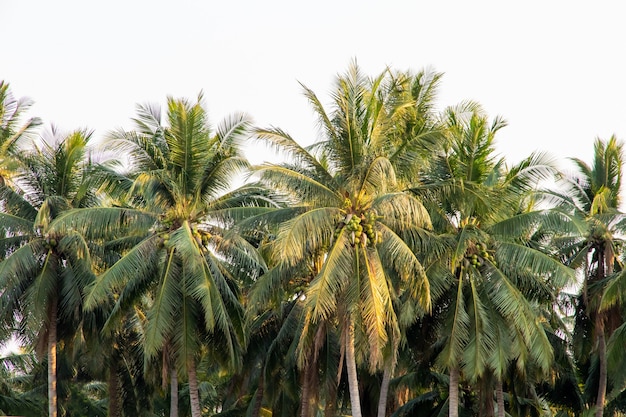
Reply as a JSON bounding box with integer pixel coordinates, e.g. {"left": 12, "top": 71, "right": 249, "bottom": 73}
{"left": 335, "top": 209, "right": 382, "bottom": 248}
{"left": 459, "top": 242, "right": 497, "bottom": 271}
{"left": 158, "top": 225, "right": 211, "bottom": 249}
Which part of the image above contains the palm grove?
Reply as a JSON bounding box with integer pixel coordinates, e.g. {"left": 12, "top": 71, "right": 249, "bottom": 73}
{"left": 1, "top": 63, "right": 626, "bottom": 417}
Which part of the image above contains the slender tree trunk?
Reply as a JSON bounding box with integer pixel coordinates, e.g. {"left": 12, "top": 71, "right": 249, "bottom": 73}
{"left": 478, "top": 377, "right": 495, "bottom": 417}
{"left": 594, "top": 248, "right": 613, "bottom": 417}
{"left": 595, "top": 315, "right": 607, "bottom": 417}
{"left": 346, "top": 318, "right": 363, "bottom": 417}
{"left": 251, "top": 373, "right": 264, "bottom": 417}
{"left": 449, "top": 367, "right": 459, "bottom": 417}
{"left": 48, "top": 297, "right": 58, "bottom": 417}
{"left": 496, "top": 379, "right": 504, "bottom": 417}
{"left": 188, "top": 360, "right": 202, "bottom": 417}
{"left": 300, "top": 359, "right": 312, "bottom": 417}
{"left": 170, "top": 368, "right": 179, "bottom": 417}
{"left": 108, "top": 360, "right": 121, "bottom": 417}
{"left": 377, "top": 364, "right": 392, "bottom": 417}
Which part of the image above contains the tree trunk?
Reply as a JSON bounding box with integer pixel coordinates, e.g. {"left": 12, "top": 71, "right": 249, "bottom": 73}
{"left": 595, "top": 315, "right": 607, "bottom": 417}
{"left": 108, "top": 360, "right": 121, "bottom": 417}
{"left": 188, "top": 360, "right": 202, "bottom": 417}
{"left": 377, "top": 364, "right": 392, "bottom": 417}
{"left": 483, "top": 380, "right": 494, "bottom": 417}
{"left": 300, "top": 359, "right": 313, "bottom": 417}
{"left": 449, "top": 367, "right": 459, "bottom": 417}
{"left": 346, "top": 318, "right": 363, "bottom": 417}
{"left": 170, "top": 368, "right": 179, "bottom": 417}
{"left": 594, "top": 247, "right": 613, "bottom": 417}
{"left": 48, "top": 297, "right": 58, "bottom": 417}
{"left": 251, "top": 374, "right": 264, "bottom": 417}
{"left": 496, "top": 379, "right": 505, "bottom": 417}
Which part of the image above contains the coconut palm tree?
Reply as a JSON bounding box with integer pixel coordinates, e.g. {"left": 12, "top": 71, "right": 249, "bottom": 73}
{"left": 553, "top": 136, "right": 626, "bottom": 417}
{"left": 0, "top": 128, "right": 99, "bottom": 417}
{"left": 252, "top": 62, "right": 437, "bottom": 417}
{"left": 52, "top": 95, "right": 269, "bottom": 417}
{"left": 412, "top": 103, "right": 575, "bottom": 417}
{"left": 0, "top": 80, "right": 41, "bottom": 185}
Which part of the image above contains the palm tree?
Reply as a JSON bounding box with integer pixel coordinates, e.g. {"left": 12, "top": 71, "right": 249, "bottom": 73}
{"left": 0, "top": 80, "right": 41, "bottom": 185}
{"left": 553, "top": 136, "right": 625, "bottom": 417}
{"left": 0, "top": 128, "right": 99, "bottom": 417}
{"left": 412, "top": 103, "right": 574, "bottom": 417}
{"left": 253, "top": 62, "right": 436, "bottom": 417}
{"left": 53, "top": 95, "right": 268, "bottom": 417}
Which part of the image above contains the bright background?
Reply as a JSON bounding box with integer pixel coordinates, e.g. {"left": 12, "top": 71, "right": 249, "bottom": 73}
{"left": 2, "top": 0, "right": 625, "bottom": 169}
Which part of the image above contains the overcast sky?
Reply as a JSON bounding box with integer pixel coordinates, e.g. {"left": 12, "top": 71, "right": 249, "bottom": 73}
{"left": 2, "top": 0, "right": 625, "bottom": 169}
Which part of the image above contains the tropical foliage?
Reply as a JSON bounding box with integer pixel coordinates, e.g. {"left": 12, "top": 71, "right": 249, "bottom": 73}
{"left": 0, "top": 63, "right": 625, "bottom": 417}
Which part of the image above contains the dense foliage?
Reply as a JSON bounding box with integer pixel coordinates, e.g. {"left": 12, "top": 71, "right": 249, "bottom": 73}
{"left": 1, "top": 63, "right": 626, "bottom": 417}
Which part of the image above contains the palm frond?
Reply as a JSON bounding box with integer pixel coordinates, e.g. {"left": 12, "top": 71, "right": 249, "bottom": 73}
{"left": 85, "top": 235, "right": 161, "bottom": 310}
{"left": 377, "top": 223, "right": 430, "bottom": 311}
{"left": 275, "top": 207, "right": 341, "bottom": 267}
{"left": 49, "top": 207, "right": 156, "bottom": 240}
{"left": 255, "top": 164, "right": 340, "bottom": 206}
{"left": 306, "top": 231, "right": 354, "bottom": 322}
{"left": 360, "top": 248, "right": 393, "bottom": 370}
{"left": 143, "top": 247, "right": 181, "bottom": 358}
{"left": 496, "top": 242, "right": 575, "bottom": 289}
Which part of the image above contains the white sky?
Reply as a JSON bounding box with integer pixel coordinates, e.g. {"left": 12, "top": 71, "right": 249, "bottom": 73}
{"left": 2, "top": 0, "right": 626, "bottom": 170}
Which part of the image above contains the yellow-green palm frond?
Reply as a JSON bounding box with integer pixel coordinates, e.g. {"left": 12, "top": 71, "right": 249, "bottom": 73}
{"left": 376, "top": 223, "right": 430, "bottom": 312}
{"left": 360, "top": 248, "right": 394, "bottom": 371}
{"left": 49, "top": 207, "right": 156, "bottom": 241}
{"left": 356, "top": 156, "right": 397, "bottom": 198}
{"left": 438, "top": 276, "right": 470, "bottom": 370}
{"left": 85, "top": 235, "right": 161, "bottom": 310}
{"left": 214, "top": 112, "right": 253, "bottom": 150}
{"left": 199, "top": 155, "right": 250, "bottom": 200}
{"left": 255, "top": 163, "right": 340, "bottom": 207}
{"left": 254, "top": 127, "right": 334, "bottom": 185}
{"left": 462, "top": 279, "right": 496, "bottom": 382}
{"left": 496, "top": 242, "right": 575, "bottom": 289}
{"left": 373, "top": 192, "right": 431, "bottom": 232}
{"left": 143, "top": 246, "right": 181, "bottom": 359}
{"left": 306, "top": 231, "right": 354, "bottom": 322}
{"left": 275, "top": 207, "right": 342, "bottom": 267}
{"left": 209, "top": 228, "right": 267, "bottom": 278}
{"left": 104, "top": 128, "right": 168, "bottom": 171}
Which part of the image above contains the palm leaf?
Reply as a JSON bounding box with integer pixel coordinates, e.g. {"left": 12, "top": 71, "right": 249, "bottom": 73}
{"left": 307, "top": 231, "right": 354, "bottom": 322}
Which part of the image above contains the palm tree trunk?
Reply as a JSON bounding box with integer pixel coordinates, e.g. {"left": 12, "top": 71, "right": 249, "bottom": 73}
{"left": 346, "top": 318, "right": 363, "bottom": 417}
{"left": 251, "top": 374, "right": 264, "bottom": 417}
{"left": 496, "top": 379, "right": 504, "bottom": 417}
{"left": 449, "top": 367, "right": 459, "bottom": 417}
{"left": 48, "top": 297, "right": 58, "bottom": 417}
{"left": 108, "top": 360, "right": 121, "bottom": 417}
{"left": 300, "top": 359, "right": 313, "bottom": 417}
{"left": 595, "top": 315, "right": 607, "bottom": 417}
{"left": 170, "top": 368, "right": 179, "bottom": 417}
{"left": 377, "top": 364, "right": 392, "bottom": 417}
{"left": 482, "top": 379, "right": 494, "bottom": 417}
{"left": 188, "top": 360, "right": 202, "bottom": 417}
{"left": 328, "top": 326, "right": 345, "bottom": 417}
{"left": 595, "top": 247, "right": 613, "bottom": 417}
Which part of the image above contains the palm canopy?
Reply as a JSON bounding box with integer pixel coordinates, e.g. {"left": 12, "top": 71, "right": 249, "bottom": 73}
{"left": 51, "top": 95, "right": 272, "bottom": 369}
{"left": 0, "top": 81, "right": 42, "bottom": 185}
{"left": 556, "top": 136, "right": 626, "bottom": 415}
{"left": 412, "top": 103, "right": 574, "bottom": 388}
{"left": 0, "top": 127, "right": 98, "bottom": 343}
{"left": 0, "top": 127, "right": 99, "bottom": 417}
{"left": 251, "top": 62, "right": 438, "bottom": 386}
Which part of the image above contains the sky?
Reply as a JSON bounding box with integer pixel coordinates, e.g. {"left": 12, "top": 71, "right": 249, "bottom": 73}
{"left": 2, "top": 0, "right": 626, "bottom": 171}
